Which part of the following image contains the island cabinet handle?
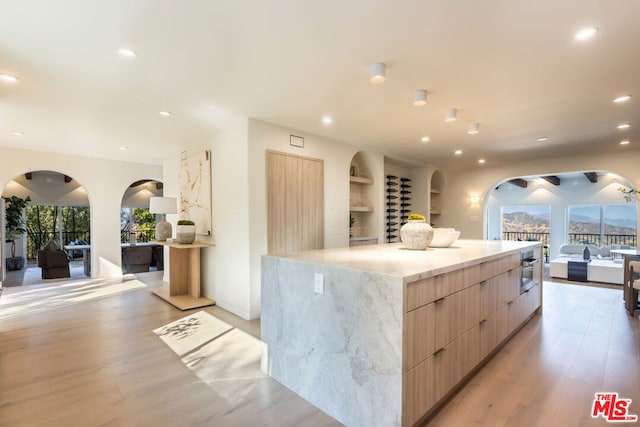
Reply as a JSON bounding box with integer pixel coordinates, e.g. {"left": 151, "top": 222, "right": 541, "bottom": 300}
{"left": 479, "top": 281, "right": 487, "bottom": 287}
{"left": 434, "top": 297, "right": 446, "bottom": 304}
{"left": 433, "top": 347, "right": 446, "bottom": 357}
{"left": 507, "top": 300, "right": 514, "bottom": 305}
{"left": 479, "top": 319, "right": 487, "bottom": 325}
{"left": 523, "top": 288, "right": 531, "bottom": 293}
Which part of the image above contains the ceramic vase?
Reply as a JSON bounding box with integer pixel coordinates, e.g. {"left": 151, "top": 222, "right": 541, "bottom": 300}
{"left": 176, "top": 224, "right": 196, "bottom": 244}
{"left": 400, "top": 220, "right": 434, "bottom": 250}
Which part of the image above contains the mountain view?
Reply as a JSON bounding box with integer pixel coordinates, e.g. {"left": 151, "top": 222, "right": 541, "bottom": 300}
{"left": 503, "top": 207, "right": 636, "bottom": 241}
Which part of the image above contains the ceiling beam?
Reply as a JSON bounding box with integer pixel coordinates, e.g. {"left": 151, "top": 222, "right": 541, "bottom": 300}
{"left": 64, "top": 175, "right": 72, "bottom": 183}
{"left": 584, "top": 172, "right": 598, "bottom": 183}
{"left": 509, "top": 178, "right": 528, "bottom": 188}
{"left": 25, "top": 172, "right": 32, "bottom": 180}
{"left": 541, "top": 175, "right": 560, "bottom": 186}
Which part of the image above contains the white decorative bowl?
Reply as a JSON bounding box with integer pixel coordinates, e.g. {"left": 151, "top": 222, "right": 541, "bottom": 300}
{"left": 429, "top": 228, "right": 460, "bottom": 248}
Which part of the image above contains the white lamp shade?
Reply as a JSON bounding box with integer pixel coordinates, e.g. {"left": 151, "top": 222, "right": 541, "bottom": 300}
{"left": 149, "top": 196, "right": 177, "bottom": 214}
{"left": 468, "top": 122, "right": 480, "bottom": 134}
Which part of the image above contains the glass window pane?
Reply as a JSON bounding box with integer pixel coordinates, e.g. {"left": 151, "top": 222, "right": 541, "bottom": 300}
{"left": 501, "top": 205, "right": 550, "bottom": 245}
{"left": 568, "top": 206, "right": 601, "bottom": 245}
{"left": 603, "top": 205, "right": 637, "bottom": 247}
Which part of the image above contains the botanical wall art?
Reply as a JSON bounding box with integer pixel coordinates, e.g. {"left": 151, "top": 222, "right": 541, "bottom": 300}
{"left": 179, "top": 150, "right": 212, "bottom": 236}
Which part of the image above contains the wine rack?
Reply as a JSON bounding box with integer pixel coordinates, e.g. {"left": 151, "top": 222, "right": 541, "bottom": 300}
{"left": 386, "top": 175, "right": 412, "bottom": 242}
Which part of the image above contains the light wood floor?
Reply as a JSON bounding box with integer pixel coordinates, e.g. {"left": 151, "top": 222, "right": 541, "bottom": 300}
{"left": 1, "top": 275, "right": 638, "bottom": 426}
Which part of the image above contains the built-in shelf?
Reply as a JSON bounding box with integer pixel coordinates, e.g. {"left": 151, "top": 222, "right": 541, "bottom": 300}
{"left": 350, "top": 206, "right": 374, "bottom": 212}
{"left": 350, "top": 176, "right": 374, "bottom": 185}
{"left": 430, "top": 209, "right": 441, "bottom": 215}
{"left": 430, "top": 188, "right": 441, "bottom": 194}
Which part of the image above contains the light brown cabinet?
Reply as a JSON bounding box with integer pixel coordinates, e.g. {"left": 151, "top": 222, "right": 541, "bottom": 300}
{"left": 403, "top": 247, "right": 542, "bottom": 426}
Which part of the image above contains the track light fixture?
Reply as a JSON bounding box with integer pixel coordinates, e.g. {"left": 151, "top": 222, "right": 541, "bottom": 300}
{"left": 369, "top": 63, "right": 386, "bottom": 84}
{"left": 468, "top": 122, "right": 480, "bottom": 134}
{"left": 413, "top": 90, "right": 427, "bottom": 106}
{"left": 445, "top": 108, "right": 457, "bottom": 122}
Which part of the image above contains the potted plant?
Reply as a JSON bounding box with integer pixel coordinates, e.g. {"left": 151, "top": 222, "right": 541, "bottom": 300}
{"left": 176, "top": 219, "right": 196, "bottom": 244}
{"left": 3, "top": 195, "right": 31, "bottom": 270}
{"left": 349, "top": 215, "right": 355, "bottom": 238}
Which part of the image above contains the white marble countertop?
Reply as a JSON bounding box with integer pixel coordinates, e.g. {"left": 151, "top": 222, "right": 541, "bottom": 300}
{"left": 266, "top": 239, "right": 542, "bottom": 282}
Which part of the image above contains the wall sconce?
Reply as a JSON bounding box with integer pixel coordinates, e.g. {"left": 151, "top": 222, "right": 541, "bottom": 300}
{"left": 470, "top": 195, "right": 480, "bottom": 204}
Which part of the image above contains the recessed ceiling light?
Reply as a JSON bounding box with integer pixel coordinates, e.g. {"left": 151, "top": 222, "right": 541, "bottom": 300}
{"left": 467, "top": 123, "right": 480, "bottom": 134}
{"left": 537, "top": 137, "right": 549, "bottom": 142}
{"left": 413, "top": 90, "right": 427, "bottom": 106}
{"left": 574, "top": 26, "right": 598, "bottom": 41}
{"left": 421, "top": 136, "right": 430, "bottom": 143}
{"left": 369, "top": 63, "right": 385, "bottom": 84}
{"left": 478, "top": 159, "right": 486, "bottom": 164}
{"left": 159, "top": 111, "right": 172, "bottom": 117}
{"left": 0, "top": 73, "right": 19, "bottom": 83}
{"left": 11, "top": 131, "right": 24, "bottom": 136}
{"left": 617, "top": 123, "right": 631, "bottom": 129}
{"left": 322, "top": 116, "right": 333, "bottom": 125}
{"left": 117, "top": 48, "right": 137, "bottom": 58}
{"left": 620, "top": 140, "right": 630, "bottom": 145}
{"left": 454, "top": 149, "right": 462, "bottom": 156}
{"left": 613, "top": 95, "right": 631, "bottom": 103}
{"left": 119, "top": 146, "right": 128, "bottom": 150}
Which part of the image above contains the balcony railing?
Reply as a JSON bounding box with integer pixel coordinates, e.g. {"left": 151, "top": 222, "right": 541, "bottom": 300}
{"left": 27, "top": 231, "right": 90, "bottom": 260}
{"left": 501, "top": 231, "right": 550, "bottom": 245}
{"left": 502, "top": 231, "right": 637, "bottom": 248}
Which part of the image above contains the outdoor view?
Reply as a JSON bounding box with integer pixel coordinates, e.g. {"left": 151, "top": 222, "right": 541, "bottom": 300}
{"left": 568, "top": 205, "right": 637, "bottom": 246}
{"left": 501, "top": 204, "right": 637, "bottom": 248}
{"left": 502, "top": 206, "right": 550, "bottom": 245}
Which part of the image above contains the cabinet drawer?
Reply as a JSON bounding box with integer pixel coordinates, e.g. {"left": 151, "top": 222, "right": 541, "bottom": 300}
{"left": 480, "top": 253, "right": 520, "bottom": 281}
{"left": 405, "top": 263, "right": 481, "bottom": 312}
{"left": 404, "top": 326, "right": 480, "bottom": 427}
{"left": 405, "top": 285, "right": 480, "bottom": 371}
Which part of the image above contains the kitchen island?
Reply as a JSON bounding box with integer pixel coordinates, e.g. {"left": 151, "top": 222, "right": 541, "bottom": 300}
{"left": 261, "top": 239, "right": 543, "bottom": 427}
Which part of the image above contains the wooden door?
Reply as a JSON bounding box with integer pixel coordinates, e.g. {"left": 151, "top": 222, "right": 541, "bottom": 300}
{"left": 267, "top": 151, "right": 324, "bottom": 255}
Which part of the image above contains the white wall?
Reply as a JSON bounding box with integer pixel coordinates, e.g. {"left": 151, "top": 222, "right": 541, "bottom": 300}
{"left": 437, "top": 148, "right": 640, "bottom": 252}
{"left": 486, "top": 173, "right": 634, "bottom": 259}
{"left": 0, "top": 147, "right": 162, "bottom": 277}
{"left": 161, "top": 118, "right": 360, "bottom": 320}
{"left": 248, "top": 119, "right": 358, "bottom": 318}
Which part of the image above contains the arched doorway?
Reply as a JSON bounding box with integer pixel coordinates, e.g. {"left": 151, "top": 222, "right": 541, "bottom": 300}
{"left": 2, "top": 170, "right": 90, "bottom": 285}
{"left": 120, "top": 179, "right": 164, "bottom": 274}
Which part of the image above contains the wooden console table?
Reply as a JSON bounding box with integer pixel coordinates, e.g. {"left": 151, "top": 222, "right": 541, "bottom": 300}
{"left": 150, "top": 241, "right": 215, "bottom": 310}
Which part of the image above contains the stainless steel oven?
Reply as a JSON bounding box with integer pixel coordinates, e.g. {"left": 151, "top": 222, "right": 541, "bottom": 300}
{"left": 520, "top": 250, "right": 539, "bottom": 294}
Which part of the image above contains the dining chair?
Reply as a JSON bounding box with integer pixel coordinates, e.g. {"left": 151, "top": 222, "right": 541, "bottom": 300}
{"left": 627, "top": 260, "right": 640, "bottom": 316}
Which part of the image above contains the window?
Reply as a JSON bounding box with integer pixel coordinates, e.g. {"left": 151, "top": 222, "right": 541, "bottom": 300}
{"left": 120, "top": 207, "right": 156, "bottom": 243}
{"left": 567, "top": 205, "right": 636, "bottom": 246}
{"left": 501, "top": 205, "right": 550, "bottom": 245}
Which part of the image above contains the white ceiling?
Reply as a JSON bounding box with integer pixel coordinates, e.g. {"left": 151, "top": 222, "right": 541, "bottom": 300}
{"left": 1, "top": 0, "right": 639, "bottom": 167}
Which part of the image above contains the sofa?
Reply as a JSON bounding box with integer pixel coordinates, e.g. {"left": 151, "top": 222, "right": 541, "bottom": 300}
{"left": 38, "top": 240, "right": 71, "bottom": 279}
{"left": 549, "top": 244, "right": 631, "bottom": 284}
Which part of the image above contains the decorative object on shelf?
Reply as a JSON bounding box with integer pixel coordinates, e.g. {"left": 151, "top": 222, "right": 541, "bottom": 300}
{"left": 400, "top": 213, "right": 433, "bottom": 250}
{"left": 429, "top": 228, "right": 461, "bottom": 248}
{"left": 176, "top": 220, "right": 196, "bottom": 244}
{"left": 150, "top": 196, "right": 177, "bottom": 241}
{"left": 3, "top": 195, "right": 31, "bottom": 271}
{"left": 583, "top": 245, "right": 591, "bottom": 261}
{"left": 349, "top": 214, "right": 355, "bottom": 237}
{"left": 350, "top": 163, "right": 359, "bottom": 177}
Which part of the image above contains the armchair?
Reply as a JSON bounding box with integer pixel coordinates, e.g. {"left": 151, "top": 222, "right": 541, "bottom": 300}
{"left": 38, "top": 241, "right": 70, "bottom": 279}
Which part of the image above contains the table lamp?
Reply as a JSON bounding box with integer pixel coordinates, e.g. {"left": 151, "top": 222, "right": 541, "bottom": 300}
{"left": 149, "top": 197, "right": 177, "bottom": 241}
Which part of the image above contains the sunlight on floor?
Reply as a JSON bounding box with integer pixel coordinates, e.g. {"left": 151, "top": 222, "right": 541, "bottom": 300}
{"left": 0, "top": 277, "right": 148, "bottom": 320}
